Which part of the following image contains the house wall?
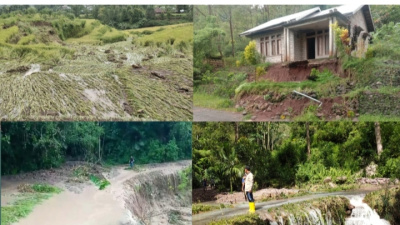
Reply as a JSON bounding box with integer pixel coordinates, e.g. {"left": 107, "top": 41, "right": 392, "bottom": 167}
{"left": 349, "top": 10, "right": 368, "bottom": 33}
{"left": 292, "top": 31, "right": 305, "bottom": 61}
{"left": 253, "top": 31, "right": 283, "bottom": 63}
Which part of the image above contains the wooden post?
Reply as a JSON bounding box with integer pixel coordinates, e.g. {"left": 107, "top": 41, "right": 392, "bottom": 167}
{"left": 329, "top": 17, "right": 333, "bottom": 57}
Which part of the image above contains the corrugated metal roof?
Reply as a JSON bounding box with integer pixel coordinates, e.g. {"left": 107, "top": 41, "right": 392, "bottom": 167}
{"left": 302, "top": 5, "right": 363, "bottom": 20}
{"left": 241, "top": 5, "right": 373, "bottom": 36}
{"left": 240, "top": 7, "right": 321, "bottom": 36}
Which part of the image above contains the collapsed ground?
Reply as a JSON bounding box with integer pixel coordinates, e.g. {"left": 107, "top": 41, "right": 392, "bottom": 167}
{"left": 1, "top": 160, "right": 192, "bottom": 225}
{"left": 0, "top": 16, "right": 193, "bottom": 121}
{"left": 194, "top": 57, "right": 400, "bottom": 121}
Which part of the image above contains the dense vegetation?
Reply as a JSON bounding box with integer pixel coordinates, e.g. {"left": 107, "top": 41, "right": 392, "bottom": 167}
{"left": 193, "top": 122, "right": 400, "bottom": 191}
{"left": 0, "top": 5, "right": 193, "bottom": 29}
{"left": 1, "top": 122, "right": 192, "bottom": 175}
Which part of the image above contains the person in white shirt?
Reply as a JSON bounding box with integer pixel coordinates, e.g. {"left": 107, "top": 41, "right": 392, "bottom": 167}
{"left": 244, "top": 166, "right": 255, "bottom": 213}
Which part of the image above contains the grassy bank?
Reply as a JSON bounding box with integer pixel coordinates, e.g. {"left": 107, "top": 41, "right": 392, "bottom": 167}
{"left": 193, "top": 92, "right": 235, "bottom": 111}
{"left": 1, "top": 184, "right": 62, "bottom": 225}
{"left": 364, "top": 187, "right": 400, "bottom": 223}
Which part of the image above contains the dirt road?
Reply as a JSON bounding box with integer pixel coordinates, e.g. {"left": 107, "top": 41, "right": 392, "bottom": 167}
{"left": 2, "top": 160, "right": 191, "bottom": 225}
{"left": 192, "top": 188, "right": 383, "bottom": 225}
{"left": 193, "top": 107, "right": 243, "bottom": 121}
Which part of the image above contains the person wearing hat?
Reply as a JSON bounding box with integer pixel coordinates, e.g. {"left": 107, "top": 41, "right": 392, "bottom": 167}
{"left": 244, "top": 165, "right": 255, "bottom": 213}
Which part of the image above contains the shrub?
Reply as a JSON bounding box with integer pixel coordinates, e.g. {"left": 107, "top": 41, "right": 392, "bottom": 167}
{"left": 244, "top": 41, "right": 259, "bottom": 65}
{"left": 308, "top": 68, "right": 319, "bottom": 81}
{"left": 379, "top": 157, "right": 400, "bottom": 179}
{"left": 255, "top": 66, "right": 265, "bottom": 82}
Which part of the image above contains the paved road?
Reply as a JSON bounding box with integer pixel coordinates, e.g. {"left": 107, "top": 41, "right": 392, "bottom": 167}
{"left": 193, "top": 189, "right": 380, "bottom": 225}
{"left": 193, "top": 107, "right": 243, "bottom": 122}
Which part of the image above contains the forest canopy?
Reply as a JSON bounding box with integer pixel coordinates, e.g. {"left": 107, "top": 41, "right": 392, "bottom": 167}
{"left": 1, "top": 122, "right": 192, "bottom": 175}
{"left": 0, "top": 5, "right": 193, "bottom": 29}
{"left": 193, "top": 122, "right": 400, "bottom": 191}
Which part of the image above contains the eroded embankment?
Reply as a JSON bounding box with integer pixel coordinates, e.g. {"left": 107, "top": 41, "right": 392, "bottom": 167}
{"left": 261, "top": 59, "right": 342, "bottom": 82}
{"left": 124, "top": 170, "right": 192, "bottom": 225}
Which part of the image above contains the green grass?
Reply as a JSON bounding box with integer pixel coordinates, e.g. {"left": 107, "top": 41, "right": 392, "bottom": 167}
{"left": 66, "top": 19, "right": 126, "bottom": 44}
{"left": 359, "top": 114, "right": 400, "bottom": 121}
{"left": 209, "top": 213, "right": 264, "bottom": 225}
{"left": 128, "top": 23, "right": 193, "bottom": 45}
{"left": 89, "top": 174, "right": 111, "bottom": 190}
{"left": 192, "top": 203, "right": 234, "bottom": 215}
{"left": 235, "top": 70, "right": 341, "bottom": 99}
{"left": 1, "top": 184, "right": 62, "bottom": 225}
{"left": 31, "top": 183, "right": 62, "bottom": 193}
{"left": 193, "top": 92, "right": 236, "bottom": 111}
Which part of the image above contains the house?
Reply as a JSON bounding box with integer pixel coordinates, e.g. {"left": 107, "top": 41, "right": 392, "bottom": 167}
{"left": 240, "top": 5, "right": 374, "bottom": 63}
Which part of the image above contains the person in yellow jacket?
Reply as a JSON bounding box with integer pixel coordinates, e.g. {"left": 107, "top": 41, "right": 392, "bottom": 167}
{"left": 244, "top": 166, "right": 255, "bottom": 213}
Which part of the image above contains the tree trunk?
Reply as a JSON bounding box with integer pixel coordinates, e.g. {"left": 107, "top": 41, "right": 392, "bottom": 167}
{"left": 235, "top": 122, "right": 239, "bottom": 143}
{"left": 267, "top": 122, "right": 271, "bottom": 151}
{"left": 375, "top": 122, "right": 383, "bottom": 157}
{"left": 229, "top": 7, "right": 235, "bottom": 57}
{"left": 230, "top": 169, "right": 233, "bottom": 193}
{"left": 208, "top": 5, "right": 212, "bottom": 15}
{"left": 306, "top": 122, "right": 311, "bottom": 157}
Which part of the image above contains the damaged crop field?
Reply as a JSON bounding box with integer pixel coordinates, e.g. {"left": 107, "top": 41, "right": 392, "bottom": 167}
{"left": 0, "top": 13, "right": 193, "bottom": 121}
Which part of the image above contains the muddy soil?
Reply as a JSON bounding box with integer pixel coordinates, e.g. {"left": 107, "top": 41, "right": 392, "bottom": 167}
{"left": 238, "top": 94, "right": 359, "bottom": 121}
{"left": 249, "top": 59, "right": 342, "bottom": 82}
{"left": 1, "top": 160, "right": 191, "bottom": 225}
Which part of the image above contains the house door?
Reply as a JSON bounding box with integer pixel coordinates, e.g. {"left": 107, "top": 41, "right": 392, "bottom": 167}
{"left": 307, "top": 37, "right": 315, "bottom": 59}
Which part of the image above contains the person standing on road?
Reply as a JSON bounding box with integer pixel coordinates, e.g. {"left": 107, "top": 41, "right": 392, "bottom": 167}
{"left": 244, "top": 166, "right": 255, "bottom": 213}
{"left": 129, "top": 156, "right": 134, "bottom": 169}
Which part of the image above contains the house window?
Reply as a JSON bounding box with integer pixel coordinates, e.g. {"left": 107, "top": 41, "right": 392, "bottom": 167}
{"left": 325, "top": 34, "right": 329, "bottom": 54}
{"left": 315, "top": 30, "right": 329, "bottom": 57}
{"left": 260, "top": 42, "right": 264, "bottom": 56}
{"left": 317, "top": 36, "right": 323, "bottom": 56}
{"left": 277, "top": 39, "right": 281, "bottom": 55}
{"left": 265, "top": 37, "right": 269, "bottom": 56}
{"left": 272, "top": 40, "right": 276, "bottom": 55}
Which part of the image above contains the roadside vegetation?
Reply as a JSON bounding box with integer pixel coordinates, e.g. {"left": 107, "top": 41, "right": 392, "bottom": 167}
{"left": 364, "top": 186, "right": 400, "bottom": 224}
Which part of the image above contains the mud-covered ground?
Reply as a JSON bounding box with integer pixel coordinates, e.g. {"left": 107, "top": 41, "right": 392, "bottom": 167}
{"left": 1, "top": 160, "right": 192, "bottom": 225}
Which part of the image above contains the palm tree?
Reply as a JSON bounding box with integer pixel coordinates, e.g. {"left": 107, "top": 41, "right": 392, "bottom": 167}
{"left": 216, "top": 146, "right": 242, "bottom": 193}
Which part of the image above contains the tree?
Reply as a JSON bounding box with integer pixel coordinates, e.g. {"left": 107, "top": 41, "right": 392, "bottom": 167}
{"left": 375, "top": 122, "right": 383, "bottom": 157}
{"left": 306, "top": 122, "right": 311, "bottom": 157}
